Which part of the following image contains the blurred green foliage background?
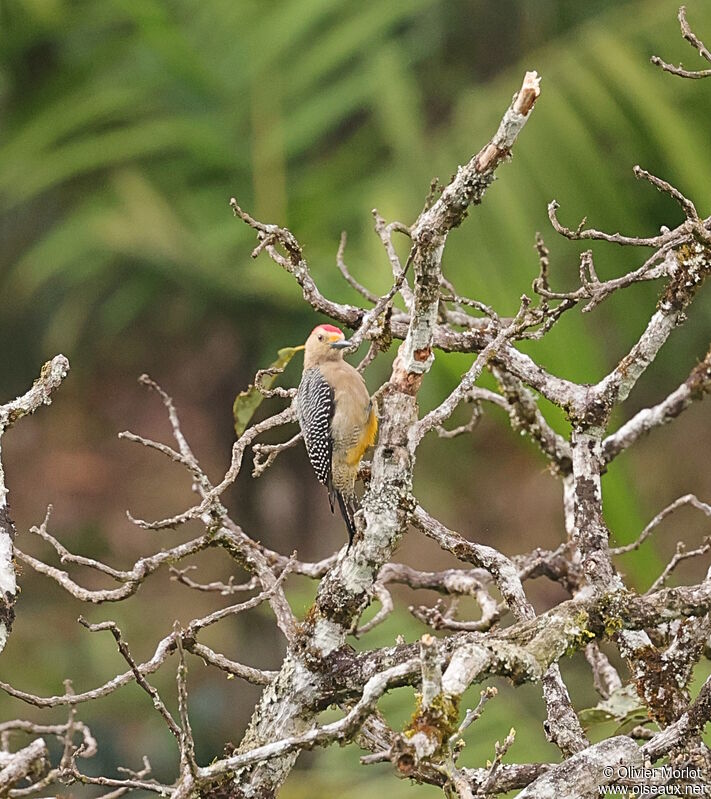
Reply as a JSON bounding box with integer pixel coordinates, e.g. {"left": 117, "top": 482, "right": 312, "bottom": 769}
{"left": 1, "top": 0, "right": 710, "bottom": 796}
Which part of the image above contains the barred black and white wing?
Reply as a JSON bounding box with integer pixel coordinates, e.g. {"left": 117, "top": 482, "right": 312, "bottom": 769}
{"left": 296, "top": 367, "right": 334, "bottom": 487}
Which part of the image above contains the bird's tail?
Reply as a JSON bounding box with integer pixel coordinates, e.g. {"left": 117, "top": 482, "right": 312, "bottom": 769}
{"left": 335, "top": 491, "right": 358, "bottom": 550}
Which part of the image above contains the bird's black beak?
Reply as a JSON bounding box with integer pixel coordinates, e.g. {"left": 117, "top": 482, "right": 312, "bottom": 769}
{"left": 330, "top": 339, "right": 351, "bottom": 349}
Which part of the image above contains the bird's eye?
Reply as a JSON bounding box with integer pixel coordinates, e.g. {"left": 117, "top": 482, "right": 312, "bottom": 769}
{"left": 317, "top": 334, "right": 323, "bottom": 341}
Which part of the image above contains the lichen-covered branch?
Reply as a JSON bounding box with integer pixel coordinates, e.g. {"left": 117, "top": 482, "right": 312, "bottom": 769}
{"left": 0, "top": 354, "right": 69, "bottom": 654}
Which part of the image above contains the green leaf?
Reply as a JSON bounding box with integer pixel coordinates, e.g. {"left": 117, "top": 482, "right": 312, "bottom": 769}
{"left": 614, "top": 708, "right": 654, "bottom": 736}
{"left": 232, "top": 346, "right": 303, "bottom": 437}
{"left": 579, "top": 683, "right": 650, "bottom": 732}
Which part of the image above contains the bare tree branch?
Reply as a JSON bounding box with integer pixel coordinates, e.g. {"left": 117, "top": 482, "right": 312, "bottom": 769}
{"left": 0, "top": 354, "right": 70, "bottom": 654}
{"left": 652, "top": 5, "right": 711, "bottom": 79}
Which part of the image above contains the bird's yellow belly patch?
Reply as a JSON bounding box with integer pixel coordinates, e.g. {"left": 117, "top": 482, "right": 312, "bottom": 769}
{"left": 346, "top": 407, "right": 378, "bottom": 466}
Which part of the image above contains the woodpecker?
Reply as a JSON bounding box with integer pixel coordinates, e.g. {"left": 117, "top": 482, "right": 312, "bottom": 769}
{"left": 296, "top": 324, "right": 377, "bottom": 548}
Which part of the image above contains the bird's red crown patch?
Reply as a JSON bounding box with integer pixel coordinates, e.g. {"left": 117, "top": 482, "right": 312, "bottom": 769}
{"left": 314, "top": 324, "right": 343, "bottom": 335}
